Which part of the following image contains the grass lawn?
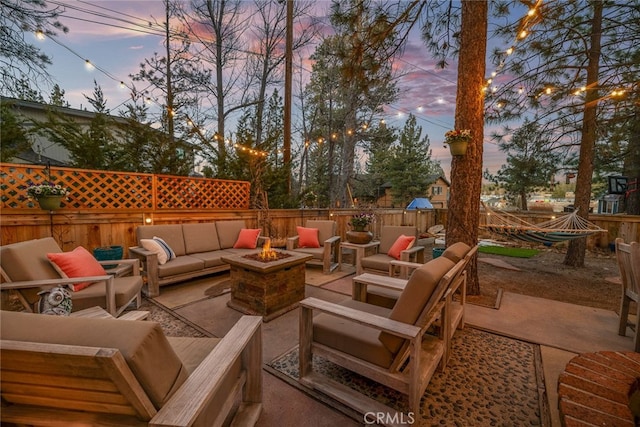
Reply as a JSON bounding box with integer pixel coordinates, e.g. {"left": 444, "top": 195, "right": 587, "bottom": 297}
{"left": 478, "top": 245, "right": 540, "bottom": 258}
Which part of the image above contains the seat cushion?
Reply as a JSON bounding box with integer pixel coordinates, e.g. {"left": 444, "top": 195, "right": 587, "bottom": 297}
{"left": 0, "top": 310, "right": 188, "bottom": 410}
{"left": 182, "top": 223, "right": 221, "bottom": 253}
{"left": 157, "top": 256, "right": 205, "bottom": 278}
{"left": 215, "top": 220, "right": 247, "bottom": 249}
{"left": 70, "top": 275, "right": 143, "bottom": 312}
{"left": 442, "top": 242, "right": 471, "bottom": 263}
{"left": 313, "top": 300, "right": 395, "bottom": 368}
{"left": 137, "top": 225, "right": 186, "bottom": 257}
{"left": 379, "top": 256, "right": 455, "bottom": 354}
{"left": 291, "top": 246, "right": 324, "bottom": 260}
{"left": 361, "top": 253, "right": 395, "bottom": 272}
{"left": 190, "top": 251, "right": 230, "bottom": 268}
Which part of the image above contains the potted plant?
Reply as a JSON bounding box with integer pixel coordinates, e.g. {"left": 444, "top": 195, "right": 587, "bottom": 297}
{"left": 444, "top": 129, "right": 472, "bottom": 155}
{"left": 347, "top": 211, "right": 375, "bottom": 243}
{"left": 23, "top": 181, "right": 70, "bottom": 210}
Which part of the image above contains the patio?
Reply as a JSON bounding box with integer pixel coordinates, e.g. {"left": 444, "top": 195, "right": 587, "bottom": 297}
{"left": 136, "top": 259, "right": 635, "bottom": 427}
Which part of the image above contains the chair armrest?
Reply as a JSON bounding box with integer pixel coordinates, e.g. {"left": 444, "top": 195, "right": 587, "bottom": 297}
{"left": 286, "top": 236, "right": 299, "bottom": 250}
{"left": 150, "top": 316, "right": 263, "bottom": 427}
{"left": 129, "top": 246, "right": 153, "bottom": 257}
{"left": 388, "top": 259, "right": 423, "bottom": 276}
{"left": 258, "top": 236, "right": 270, "bottom": 246}
{"left": 323, "top": 235, "right": 341, "bottom": 245}
{"left": 0, "top": 275, "right": 112, "bottom": 291}
{"left": 98, "top": 258, "right": 140, "bottom": 277}
{"left": 300, "top": 297, "right": 420, "bottom": 339}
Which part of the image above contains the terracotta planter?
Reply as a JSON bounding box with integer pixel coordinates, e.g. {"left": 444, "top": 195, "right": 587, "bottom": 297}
{"left": 447, "top": 140, "right": 469, "bottom": 156}
{"left": 36, "top": 196, "right": 62, "bottom": 211}
{"left": 346, "top": 230, "right": 373, "bottom": 244}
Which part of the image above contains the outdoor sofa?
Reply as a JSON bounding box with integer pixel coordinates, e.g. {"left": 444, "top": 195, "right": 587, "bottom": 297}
{"left": 0, "top": 310, "right": 263, "bottom": 426}
{"left": 130, "top": 220, "right": 268, "bottom": 297}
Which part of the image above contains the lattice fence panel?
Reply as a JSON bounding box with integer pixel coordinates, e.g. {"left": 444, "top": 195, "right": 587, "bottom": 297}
{"left": 156, "top": 175, "right": 250, "bottom": 209}
{"left": 1, "top": 164, "right": 250, "bottom": 210}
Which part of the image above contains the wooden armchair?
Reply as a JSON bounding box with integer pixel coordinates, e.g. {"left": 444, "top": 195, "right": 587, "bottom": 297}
{"left": 0, "top": 237, "right": 142, "bottom": 317}
{"left": 0, "top": 310, "right": 263, "bottom": 427}
{"left": 359, "top": 225, "right": 424, "bottom": 277}
{"left": 287, "top": 220, "right": 341, "bottom": 274}
{"left": 299, "top": 255, "right": 465, "bottom": 415}
{"left": 615, "top": 238, "right": 640, "bottom": 352}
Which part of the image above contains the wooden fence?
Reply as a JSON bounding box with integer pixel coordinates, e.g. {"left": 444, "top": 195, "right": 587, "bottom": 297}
{"left": 1, "top": 163, "right": 638, "bottom": 253}
{"left": 0, "top": 163, "right": 250, "bottom": 210}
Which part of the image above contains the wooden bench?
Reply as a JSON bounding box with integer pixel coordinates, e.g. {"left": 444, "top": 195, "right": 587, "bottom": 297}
{"left": 558, "top": 351, "right": 640, "bottom": 426}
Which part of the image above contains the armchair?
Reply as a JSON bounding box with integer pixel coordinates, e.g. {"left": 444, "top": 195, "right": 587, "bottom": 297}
{"left": 287, "top": 220, "right": 341, "bottom": 274}
{"left": 0, "top": 237, "right": 142, "bottom": 317}
{"left": 299, "top": 256, "right": 465, "bottom": 414}
{"left": 359, "top": 225, "right": 424, "bottom": 277}
{"left": 615, "top": 238, "right": 640, "bottom": 352}
{"left": 0, "top": 310, "right": 263, "bottom": 426}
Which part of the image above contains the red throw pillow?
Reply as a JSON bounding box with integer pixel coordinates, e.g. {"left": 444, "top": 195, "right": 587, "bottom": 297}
{"left": 297, "top": 226, "right": 320, "bottom": 248}
{"left": 233, "top": 228, "right": 262, "bottom": 249}
{"left": 387, "top": 235, "right": 416, "bottom": 260}
{"left": 47, "top": 246, "right": 107, "bottom": 291}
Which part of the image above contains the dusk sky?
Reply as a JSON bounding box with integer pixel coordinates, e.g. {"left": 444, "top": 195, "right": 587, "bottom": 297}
{"left": 31, "top": 1, "right": 523, "bottom": 177}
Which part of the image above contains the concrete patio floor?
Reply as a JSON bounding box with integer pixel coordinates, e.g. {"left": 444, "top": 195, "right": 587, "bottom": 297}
{"left": 161, "top": 268, "right": 635, "bottom": 427}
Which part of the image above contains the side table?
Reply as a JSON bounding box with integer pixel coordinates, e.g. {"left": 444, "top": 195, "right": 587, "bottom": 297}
{"left": 339, "top": 241, "right": 379, "bottom": 275}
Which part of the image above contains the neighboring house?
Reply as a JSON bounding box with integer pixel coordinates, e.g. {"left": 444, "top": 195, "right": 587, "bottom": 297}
{"left": 374, "top": 175, "right": 450, "bottom": 209}
{"left": 426, "top": 175, "right": 450, "bottom": 209}
{"left": 1, "top": 96, "right": 130, "bottom": 166}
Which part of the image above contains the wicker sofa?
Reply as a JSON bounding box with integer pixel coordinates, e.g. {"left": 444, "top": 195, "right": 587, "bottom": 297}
{"left": 129, "top": 220, "right": 267, "bottom": 297}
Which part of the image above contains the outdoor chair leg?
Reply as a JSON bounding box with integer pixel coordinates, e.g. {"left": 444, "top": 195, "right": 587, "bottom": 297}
{"left": 619, "top": 294, "right": 630, "bottom": 336}
{"left": 634, "top": 302, "right": 640, "bottom": 352}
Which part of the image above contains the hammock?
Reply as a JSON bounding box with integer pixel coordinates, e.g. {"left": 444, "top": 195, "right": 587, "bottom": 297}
{"left": 481, "top": 203, "right": 606, "bottom": 244}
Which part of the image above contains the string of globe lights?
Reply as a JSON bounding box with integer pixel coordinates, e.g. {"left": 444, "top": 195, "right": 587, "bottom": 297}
{"left": 482, "top": 0, "right": 633, "bottom": 116}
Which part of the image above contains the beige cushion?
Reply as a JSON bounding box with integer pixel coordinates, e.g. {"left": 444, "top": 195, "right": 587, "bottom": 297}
{"left": 379, "top": 256, "right": 455, "bottom": 354}
{"left": 215, "top": 220, "right": 247, "bottom": 249}
{"left": 70, "top": 275, "right": 143, "bottom": 312}
{"left": 306, "top": 220, "right": 336, "bottom": 243}
{"left": 0, "top": 237, "right": 62, "bottom": 281}
{"left": 182, "top": 223, "right": 221, "bottom": 253}
{"left": 0, "top": 237, "right": 64, "bottom": 306}
{"left": 290, "top": 246, "right": 324, "bottom": 260}
{"left": 313, "top": 300, "right": 395, "bottom": 368}
{"left": 442, "top": 242, "right": 471, "bottom": 263}
{"left": 137, "top": 225, "right": 186, "bottom": 257}
{"left": 360, "top": 253, "right": 395, "bottom": 272}
{"left": 157, "top": 256, "right": 205, "bottom": 278}
{"left": 0, "top": 310, "right": 188, "bottom": 410}
{"left": 379, "top": 226, "right": 417, "bottom": 254}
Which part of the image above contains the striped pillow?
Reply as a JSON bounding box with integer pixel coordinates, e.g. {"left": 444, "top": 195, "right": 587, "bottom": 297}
{"left": 140, "top": 237, "right": 176, "bottom": 265}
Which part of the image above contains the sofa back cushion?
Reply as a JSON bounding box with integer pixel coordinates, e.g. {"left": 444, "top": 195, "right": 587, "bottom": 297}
{"left": 182, "top": 223, "right": 221, "bottom": 253}
{"left": 0, "top": 310, "right": 188, "bottom": 410}
{"left": 0, "top": 237, "right": 62, "bottom": 282}
{"left": 442, "top": 242, "right": 471, "bottom": 263}
{"left": 306, "top": 220, "right": 336, "bottom": 243}
{"left": 379, "top": 226, "right": 417, "bottom": 254}
{"left": 136, "top": 225, "right": 186, "bottom": 257}
{"left": 215, "top": 220, "right": 248, "bottom": 249}
{"left": 378, "top": 256, "right": 455, "bottom": 355}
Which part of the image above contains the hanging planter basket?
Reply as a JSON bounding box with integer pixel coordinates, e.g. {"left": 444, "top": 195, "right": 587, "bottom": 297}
{"left": 447, "top": 140, "right": 469, "bottom": 156}
{"left": 36, "top": 196, "right": 63, "bottom": 211}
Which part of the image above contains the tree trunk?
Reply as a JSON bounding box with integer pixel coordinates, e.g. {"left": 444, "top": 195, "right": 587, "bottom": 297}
{"left": 447, "top": 0, "right": 487, "bottom": 296}
{"left": 625, "top": 105, "right": 640, "bottom": 215}
{"left": 564, "top": 0, "right": 602, "bottom": 267}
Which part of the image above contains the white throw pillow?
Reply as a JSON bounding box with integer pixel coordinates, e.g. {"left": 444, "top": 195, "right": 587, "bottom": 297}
{"left": 140, "top": 237, "right": 176, "bottom": 265}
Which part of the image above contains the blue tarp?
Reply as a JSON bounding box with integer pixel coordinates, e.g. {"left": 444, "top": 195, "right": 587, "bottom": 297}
{"left": 406, "top": 198, "right": 433, "bottom": 209}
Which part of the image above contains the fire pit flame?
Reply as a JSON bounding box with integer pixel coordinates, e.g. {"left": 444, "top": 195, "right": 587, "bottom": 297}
{"left": 259, "top": 239, "right": 278, "bottom": 260}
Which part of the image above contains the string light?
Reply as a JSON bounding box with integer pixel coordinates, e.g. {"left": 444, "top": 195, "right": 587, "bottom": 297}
{"left": 84, "top": 59, "right": 94, "bottom": 70}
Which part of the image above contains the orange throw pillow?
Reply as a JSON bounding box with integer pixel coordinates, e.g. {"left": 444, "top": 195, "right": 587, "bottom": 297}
{"left": 387, "top": 235, "right": 416, "bottom": 260}
{"left": 297, "top": 226, "right": 320, "bottom": 248}
{"left": 233, "top": 228, "right": 262, "bottom": 249}
{"left": 47, "top": 246, "right": 107, "bottom": 291}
